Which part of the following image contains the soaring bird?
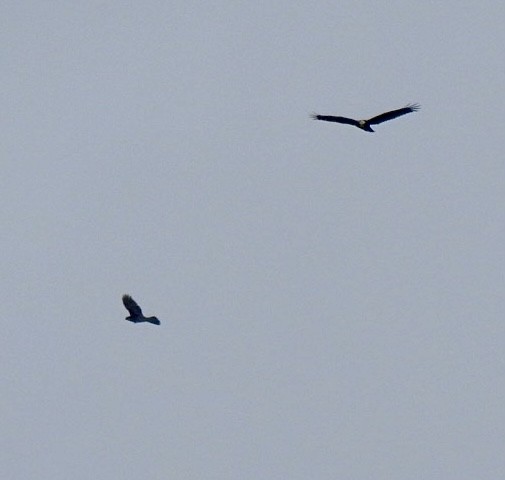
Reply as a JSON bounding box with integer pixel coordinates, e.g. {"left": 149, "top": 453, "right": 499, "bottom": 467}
{"left": 311, "top": 103, "right": 420, "bottom": 132}
{"left": 122, "top": 294, "right": 160, "bottom": 325}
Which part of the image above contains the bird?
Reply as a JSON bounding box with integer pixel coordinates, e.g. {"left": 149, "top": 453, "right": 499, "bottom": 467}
{"left": 311, "top": 103, "right": 420, "bottom": 132}
{"left": 122, "top": 294, "right": 160, "bottom": 325}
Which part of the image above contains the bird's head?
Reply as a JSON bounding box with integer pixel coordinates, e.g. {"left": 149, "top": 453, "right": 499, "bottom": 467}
{"left": 359, "top": 120, "right": 374, "bottom": 132}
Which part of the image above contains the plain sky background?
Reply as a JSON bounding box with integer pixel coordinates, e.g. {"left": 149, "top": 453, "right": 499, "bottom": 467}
{"left": 2, "top": 2, "right": 505, "bottom": 479}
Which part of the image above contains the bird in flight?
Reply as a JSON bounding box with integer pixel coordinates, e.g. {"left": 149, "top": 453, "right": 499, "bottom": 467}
{"left": 122, "top": 294, "right": 160, "bottom": 325}
{"left": 311, "top": 103, "right": 420, "bottom": 132}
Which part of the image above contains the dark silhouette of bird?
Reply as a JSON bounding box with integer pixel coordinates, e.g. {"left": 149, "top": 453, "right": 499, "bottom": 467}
{"left": 311, "top": 103, "right": 420, "bottom": 132}
{"left": 122, "top": 294, "right": 160, "bottom": 325}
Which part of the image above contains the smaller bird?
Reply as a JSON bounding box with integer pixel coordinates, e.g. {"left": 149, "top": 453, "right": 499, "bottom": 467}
{"left": 311, "top": 103, "right": 420, "bottom": 132}
{"left": 122, "top": 294, "right": 160, "bottom": 325}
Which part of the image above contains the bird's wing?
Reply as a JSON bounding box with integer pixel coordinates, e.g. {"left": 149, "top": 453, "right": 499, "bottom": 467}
{"left": 122, "top": 294, "right": 143, "bottom": 316}
{"left": 311, "top": 114, "right": 359, "bottom": 127}
{"left": 367, "top": 103, "right": 420, "bottom": 125}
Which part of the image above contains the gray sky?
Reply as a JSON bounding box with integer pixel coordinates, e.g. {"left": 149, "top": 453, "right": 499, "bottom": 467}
{"left": 2, "top": 2, "right": 505, "bottom": 479}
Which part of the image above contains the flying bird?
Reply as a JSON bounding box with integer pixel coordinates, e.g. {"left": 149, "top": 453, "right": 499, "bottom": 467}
{"left": 311, "top": 103, "right": 420, "bottom": 132}
{"left": 122, "top": 294, "right": 160, "bottom": 325}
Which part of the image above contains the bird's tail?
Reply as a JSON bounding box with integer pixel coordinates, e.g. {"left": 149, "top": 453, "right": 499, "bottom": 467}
{"left": 147, "top": 317, "right": 161, "bottom": 325}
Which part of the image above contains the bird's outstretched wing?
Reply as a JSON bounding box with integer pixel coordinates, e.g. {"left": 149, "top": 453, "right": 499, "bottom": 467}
{"left": 368, "top": 103, "right": 420, "bottom": 125}
{"left": 311, "top": 114, "right": 359, "bottom": 127}
{"left": 122, "top": 294, "right": 143, "bottom": 316}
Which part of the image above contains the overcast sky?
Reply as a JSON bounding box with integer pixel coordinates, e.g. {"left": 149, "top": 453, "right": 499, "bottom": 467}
{"left": 2, "top": 2, "right": 505, "bottom": 479}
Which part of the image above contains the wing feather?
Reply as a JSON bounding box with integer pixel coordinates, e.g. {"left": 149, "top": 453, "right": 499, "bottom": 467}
{"left": 311, "top": 114, "right": 359, "bottom": 127}
{"left": 368, "top": 103, "right": 420, "bottom": 125}
{"left": 122, "top": 294, "right": 142, "bottom": 316}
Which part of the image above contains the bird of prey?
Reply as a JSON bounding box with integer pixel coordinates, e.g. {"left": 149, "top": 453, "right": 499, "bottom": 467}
{"left": 122, "top": 294, "right": 160, "bottom": 325}
{"left": 311, "top": 103, "right": 420, "bottom": 132}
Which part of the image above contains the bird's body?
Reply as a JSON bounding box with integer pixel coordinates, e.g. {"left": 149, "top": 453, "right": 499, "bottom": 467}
{"left": 311, "top": 103, "right": 420, "bottom": 132}
{"left": 122, "top": 294, "right": 160, "bottom": 325}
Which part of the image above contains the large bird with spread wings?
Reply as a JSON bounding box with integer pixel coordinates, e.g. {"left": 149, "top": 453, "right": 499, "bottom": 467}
{"left": 311, "top": 103, "right": 420, "bottom": 132}
{"left": 122, "top": 294, "right": 160, "bottom": 325}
